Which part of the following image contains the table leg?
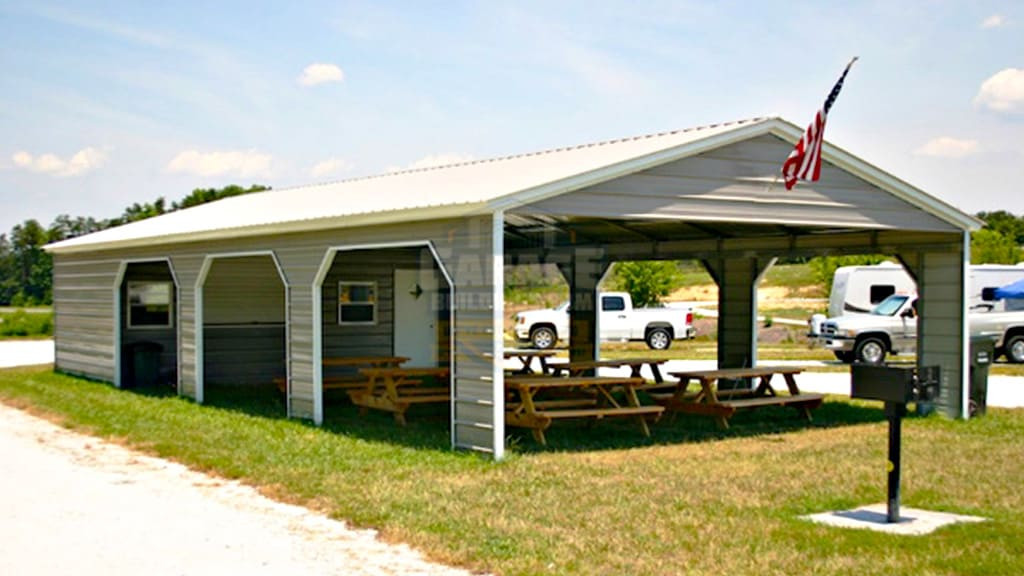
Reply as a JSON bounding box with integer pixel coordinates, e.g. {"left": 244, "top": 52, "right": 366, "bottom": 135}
{"left": 753, "top": 374, "right": 776, "bottom": 397}
{"left": 783, "top": 373, "right": 801, "bottom": 395}
{"left": 622, "top": 384, "right": 652, "bottom": 437}
{"left": 650, "top": 363, "right": 664, "bottom": 384}
{"left": 539, "top": 356, "right": 550, "bottom": 375}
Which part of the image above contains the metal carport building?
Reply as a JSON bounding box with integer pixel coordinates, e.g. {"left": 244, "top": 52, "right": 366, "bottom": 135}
{"left": 46, "top": 116, "right": 980, "bottom": 459}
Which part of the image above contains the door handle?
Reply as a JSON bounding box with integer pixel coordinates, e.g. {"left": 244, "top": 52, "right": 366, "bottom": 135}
{"left": 618, "top": 315, "right": 627, "bottom": 319}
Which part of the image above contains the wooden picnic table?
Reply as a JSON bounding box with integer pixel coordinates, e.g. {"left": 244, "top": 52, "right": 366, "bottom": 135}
{"left": 504, "top": 349, "right": 558, "bottom": 375}
{"left": 274, "top": 356, "right": 410, "bottom": 394}
{"left": 505, "top": 375, "right": 664, "bottom": 445}
{"left": 648, "top": 366, "right": 823, "bottom": 429}
{"left": 349, "top": 366, "right": 450, "bottom": 426}
{"left": 546, "top": 358, "right": 667, "bottom": 383}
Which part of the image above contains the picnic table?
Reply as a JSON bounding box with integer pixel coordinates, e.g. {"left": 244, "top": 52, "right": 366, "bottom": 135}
{"left": 504, "top": 349, "right": 558, "bottom": 375}
{"left": 647, "top": 366, "right": 824, "bottom": 429}
{"left": 274, "top": 356, "right": 409, "bottom": 394}
{"left": 545, "top": 358, "right": 667, "bottom": 383}
{"left": 349, "top": 366, "right": 450, "bottom": 425}
{"left": 505, "top": 375, "right": 664, "bottom": 444}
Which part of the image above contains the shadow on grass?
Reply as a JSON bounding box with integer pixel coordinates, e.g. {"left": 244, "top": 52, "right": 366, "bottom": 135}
{"left": 188, "top": 382, "right": 895, "bottom": 455}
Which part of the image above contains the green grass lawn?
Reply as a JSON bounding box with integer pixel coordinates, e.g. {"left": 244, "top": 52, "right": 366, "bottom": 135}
{"left": 2, "top": 365, "right": 1021, "bottom": 576}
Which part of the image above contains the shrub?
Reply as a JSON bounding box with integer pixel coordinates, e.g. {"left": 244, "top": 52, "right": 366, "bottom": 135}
{"left": 0, "top": 309, "right": 54, "bottom": 337}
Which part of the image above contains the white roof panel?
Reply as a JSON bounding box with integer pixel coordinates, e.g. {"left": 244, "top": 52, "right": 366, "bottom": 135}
{"left": 46, "top": 117, "right": 976, "bottom": 254}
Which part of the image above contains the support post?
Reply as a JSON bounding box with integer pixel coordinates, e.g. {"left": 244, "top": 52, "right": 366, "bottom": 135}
{"left": 885, "top": 401, "right": 906, "bottom": 523}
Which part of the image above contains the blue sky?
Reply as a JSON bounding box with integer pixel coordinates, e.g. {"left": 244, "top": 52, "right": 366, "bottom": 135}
{"left": 1, "top": 1, "right": 1022, "bottom": 235}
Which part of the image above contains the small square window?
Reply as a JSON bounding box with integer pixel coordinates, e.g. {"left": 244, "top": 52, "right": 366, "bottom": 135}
{"left": 339, "top": 281, "right": 377, "bottom": 324}
{"left": 128, "top": 282, "right": 173, "bottom": 328}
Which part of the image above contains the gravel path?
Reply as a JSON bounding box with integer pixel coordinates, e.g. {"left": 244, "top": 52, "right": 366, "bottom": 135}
{"left": 0, "top": 403, "right": 482, "bottom": 576}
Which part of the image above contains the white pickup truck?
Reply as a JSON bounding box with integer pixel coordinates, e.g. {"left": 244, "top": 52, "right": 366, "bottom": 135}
{"left": 512, "top": 292, "right": 695, "bottom": 350}
{"left": 810, "top": 292, "right": 1024, "bottom": 364}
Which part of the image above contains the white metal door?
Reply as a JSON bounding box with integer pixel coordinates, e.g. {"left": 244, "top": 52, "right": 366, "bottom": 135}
{"left": 599, "top": 294, "right": 631, "bottom": 340}
{"left": 394, "top": 268, "right": 439, "bottom": 366}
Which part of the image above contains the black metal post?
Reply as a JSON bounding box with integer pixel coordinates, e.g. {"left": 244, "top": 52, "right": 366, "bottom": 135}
{"left": 884, "top": 401, "right": 906, "bottom": 523}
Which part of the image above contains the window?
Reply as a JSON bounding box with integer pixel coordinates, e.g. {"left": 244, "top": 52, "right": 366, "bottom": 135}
{"left": 602, "top": 296, "right": 626, "bottom": 311}
{"left": 127, "top": 281, "right": 173, "bottom": 328}
{"left": 869, "top": 284, "right": 896, "bottom": 304}
{"left": 338, "top": 281, "right": 377, "bottom": 324}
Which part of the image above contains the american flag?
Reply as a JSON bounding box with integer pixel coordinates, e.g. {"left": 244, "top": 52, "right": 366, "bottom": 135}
{"left": 782, "top": 58, "right": 858, "bottom": 190}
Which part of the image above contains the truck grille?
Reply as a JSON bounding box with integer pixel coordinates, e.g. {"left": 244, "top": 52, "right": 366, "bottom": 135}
{"left": 821, "top": 322, "right": 838, "bottom": 336}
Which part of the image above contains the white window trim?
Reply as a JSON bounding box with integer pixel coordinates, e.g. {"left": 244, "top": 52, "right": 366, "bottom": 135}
{"left": 126, "top": 281, "right": 174, "bottom": 329}
{"left": 337, "top": 281, "right": 377, "bottom": 325}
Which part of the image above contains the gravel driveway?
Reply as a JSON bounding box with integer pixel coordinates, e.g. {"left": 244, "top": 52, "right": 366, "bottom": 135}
{"left": 0, "top": 404, "right": 480, "bottom": 576}
{"left": 0, "top": 340, "right": 480, "bottom": 576}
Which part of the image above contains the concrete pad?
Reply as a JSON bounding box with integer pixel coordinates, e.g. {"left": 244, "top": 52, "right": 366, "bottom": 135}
{"left": 804, "top": 503, "right": 986, "bottom": 535}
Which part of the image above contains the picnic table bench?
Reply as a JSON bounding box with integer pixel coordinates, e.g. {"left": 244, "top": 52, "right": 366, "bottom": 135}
{"left": 349, "top": 366, "right": 450, "bottom": 426}
{"left": 505, "top": 375, "right": 664, "bottom": 445}
{"left": 647, "top": 366, "right": 824, "bottom": 429}
{"left": 545, "top": 358, "right": 667, "bottom": 383}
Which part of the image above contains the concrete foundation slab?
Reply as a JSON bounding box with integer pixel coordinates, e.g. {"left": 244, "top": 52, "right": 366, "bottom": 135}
{"left": 804, "top": 503, "right": 986, "bottom": 536}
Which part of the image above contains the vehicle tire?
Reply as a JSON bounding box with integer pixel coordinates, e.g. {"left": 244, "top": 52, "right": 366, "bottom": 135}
{"left": 1005, "top": 334, "right": 1024, "bottom": 364}
{"left": 530, "top": 326, "right": 556, "bottom": 350}
{"left": 854, "top": 337, "right": 887, "bottom": 364}
{"left": 834, "top": 351, "right": 854, "bottom": 364}
{"left": 645, "top": 327, "right": 672, "bottom": 350}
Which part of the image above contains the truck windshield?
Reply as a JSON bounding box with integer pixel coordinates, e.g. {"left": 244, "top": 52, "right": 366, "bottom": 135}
{"left": 871, "top": 295, "right": 909, "bottom": 316}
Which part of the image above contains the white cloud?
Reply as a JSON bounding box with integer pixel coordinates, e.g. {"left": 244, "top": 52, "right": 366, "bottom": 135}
{"left": 913, "top": 137, "right": 980, "bottom": 159}
{"left": 974, "top": 68, "right": 1024, "bottom": 114}
{"left": 981, "top": 14, "right": 1006, "bottom": 29}
{"left": 309, "top": 157, "right": 354, "bottom": 179}
{"left": 166, "top": 149, "right": 274, "bottom": 177}
{"left": 298, "top": 63, "right": 345, "bottom": 86}
{"left": 10, "top": 147, "right": 108, "bottom": 177}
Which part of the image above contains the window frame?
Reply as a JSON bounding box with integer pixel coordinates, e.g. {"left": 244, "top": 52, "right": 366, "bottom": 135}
{"left": 338, "top": 281, "right": 378, "bottom": 325}
{"left": 126, "top": 281, "right": 174, "bottom": 329}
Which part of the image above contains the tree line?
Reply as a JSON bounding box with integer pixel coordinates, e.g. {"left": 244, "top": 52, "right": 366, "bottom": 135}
{"left": 0, "top": 185, "right": 269, "bottom": 306}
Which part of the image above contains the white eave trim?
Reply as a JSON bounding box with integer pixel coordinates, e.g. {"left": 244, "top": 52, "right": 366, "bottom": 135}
{"left": 45, "top": 202, "right": 487, "bottom": 255}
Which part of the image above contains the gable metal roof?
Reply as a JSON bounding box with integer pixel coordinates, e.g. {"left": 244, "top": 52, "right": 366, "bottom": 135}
{"left": 46, "top": 117, "right": 978, "bottom": 254}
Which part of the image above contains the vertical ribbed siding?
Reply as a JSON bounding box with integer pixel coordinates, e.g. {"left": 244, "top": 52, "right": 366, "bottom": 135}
{"left": 52, "top": 255, "right": 122, "bottom": 382}
{"left": 170, "top": 254, "right": 205, "bottom": 398}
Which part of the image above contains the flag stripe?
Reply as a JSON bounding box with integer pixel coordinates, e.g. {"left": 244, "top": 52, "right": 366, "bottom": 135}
{"left": 782, "top": 58, "right": 856, "bottom": 190}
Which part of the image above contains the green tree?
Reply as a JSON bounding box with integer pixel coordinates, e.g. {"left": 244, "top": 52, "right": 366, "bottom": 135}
{"left": 808, "top": 254, "right": 890, "bottom": 298}
{"left": 173, "top": 184, "right": 270, "bottom": 210}
{"left": 608, "top": 261, "right": 681, "bottom": 307}
{"left": 971, "top": 229, "right": 1021, "bottom": 264}
{"left": 0, "top": 234, "right": 15, "bottom": 304}
{"left": 977, "top": 210, "right": 1024, "bottom": 245}
{"left": 8, "top": 219, "right": 51, "bottom": 305}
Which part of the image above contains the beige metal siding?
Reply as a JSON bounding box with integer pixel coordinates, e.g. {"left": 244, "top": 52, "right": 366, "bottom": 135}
{"left": 52, "top": 256, "right": 121, "bottom": 382}
{"left": 523, "top": 134, "right": 959, "bottom": 233}
{"left": 910, "top": 249, "right": 967, "bottom": 417}
{"left": 171, "top": 254, "right": 205, "bottom": 398}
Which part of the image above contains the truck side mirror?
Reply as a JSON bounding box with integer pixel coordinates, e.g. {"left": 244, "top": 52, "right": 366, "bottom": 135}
{"left": 981, "top": 287, "right": 997, "bottom": 302}
{"left": 900, "top": 308, "right": 915, "bottom": 318}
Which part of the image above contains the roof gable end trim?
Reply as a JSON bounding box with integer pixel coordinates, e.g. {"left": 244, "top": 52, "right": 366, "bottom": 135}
{"left": 766, "top": 121, "right": 981, "bottom": 232}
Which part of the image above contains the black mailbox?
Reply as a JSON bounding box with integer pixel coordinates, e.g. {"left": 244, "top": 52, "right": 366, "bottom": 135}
{"left": 851, "top": 364, "right": 940, "bottom": 404}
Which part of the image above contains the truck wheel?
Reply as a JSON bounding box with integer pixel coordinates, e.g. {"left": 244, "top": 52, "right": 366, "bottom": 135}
{"left": 645, "top": 328, "right": 672, "bottom": 350}
{"left": 834, "top": 351, "right": 854, "bottom": 364}
{"left": 854, "top": 337, "right": 887, "bottom": 364}
{"left": 1005, "top": 334, "right": 1024, "bottom": 364}
{"left": 530, "top": 326, "right": 556, "bottom": 350}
